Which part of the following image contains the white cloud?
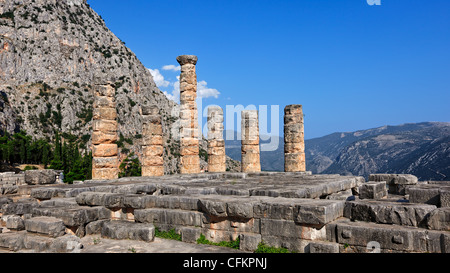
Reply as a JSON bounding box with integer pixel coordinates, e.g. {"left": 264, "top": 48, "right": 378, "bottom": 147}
{"left": 148, "top": 68, "right": 170, "bottom": 88}
{"left": 197, "top": 80, "right": 220, "bottom": 99}
{"left": 162, "top": 64, "right": 181, "bottom": 71}
{"left": 147, "top": 67, "right": 220, "bottom": 102}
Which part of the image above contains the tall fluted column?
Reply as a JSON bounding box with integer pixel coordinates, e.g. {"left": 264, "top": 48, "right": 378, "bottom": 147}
{"left": 241, "top": 110, "right": 261, "bottom": 173}
{"left": 92, "top": 83, "right": 119, "bottom": 180}
{"left": 284, "top": 104, "right": 306, "bottom": 172}
{"left": 177, "top": 55, "right": 200, "bottom": 174}
{"left": 141, "top": 105, "right": 164, "bottom": 176}
{"left": 207, "top": 106, "right": 226, "bottom": 172}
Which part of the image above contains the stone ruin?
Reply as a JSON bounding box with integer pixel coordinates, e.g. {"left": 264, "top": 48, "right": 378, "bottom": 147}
{"left": 0, "top": 55, "right": 448, "bottom": 253}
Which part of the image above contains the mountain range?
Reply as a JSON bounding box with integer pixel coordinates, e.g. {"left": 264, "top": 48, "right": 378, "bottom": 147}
{"left": 225, "top": 122, "right": 450, "bottom": 181}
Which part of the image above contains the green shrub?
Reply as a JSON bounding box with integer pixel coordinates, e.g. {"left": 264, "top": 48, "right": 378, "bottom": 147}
{"left": 254, "top": 242, "right": 291, "bottom": 253}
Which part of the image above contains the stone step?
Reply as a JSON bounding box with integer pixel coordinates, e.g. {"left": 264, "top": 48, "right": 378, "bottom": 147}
{"left": 331, "top": 219, "right": 449, "bottom": 253}
{"left": 134, "top": 208, "right": 204, "bottom": 228}
{"left": 1, "top": 200, "right": 39, "bottom": 216}
{"left": 344, "top": 200, "right": 437, "bottom": 227}
{"left": 0, "top": 231, "right": 83, "bottom": 253}
{"left": 31, "top": 205, "right": 110, "bottom": 227}
{"left": 100, "top": 220, "right": 154, "bottom": 242}
{"left": 24, "top": 216, "right": 66, "bottom": 238}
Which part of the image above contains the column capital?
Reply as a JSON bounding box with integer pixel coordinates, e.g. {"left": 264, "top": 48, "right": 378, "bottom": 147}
{"left": 177, "top": 55, "right": 198, "bottom": 65}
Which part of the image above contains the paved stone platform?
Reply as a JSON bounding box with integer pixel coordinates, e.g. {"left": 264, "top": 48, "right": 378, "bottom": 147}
{"left": 1, "top": 172, "right": 449, "bottom": 253}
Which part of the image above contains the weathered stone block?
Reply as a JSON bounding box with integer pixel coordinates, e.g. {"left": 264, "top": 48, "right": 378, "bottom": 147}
{"left": 308, "top": 241, "right": 340, "bottom": 253}
{"left": 2, "top": 201, "right": 38, "bottom": 215}
{"left": 141, "top": 166, "right": 164, "bottom": 177}
{"left": 31, "top": 188, "right": 67, "bottom": 200}
{"left": 409, "top": 186, "right": 441, "bottom": 205}
{"left": 92, "top": 157, "right": 118, "bottom": 169}
{"left": 92, "top": 144, "right": 118, "bottom": 157}
{"left": 425, "top": 208, "right": 450, "bottom": 231}
{"left": 359, "top": 181, "right": 387, "bottom": 199}
{"left": 24, "top": 169, "right": 57, "bottom": 185}
{"left": 31, "top": 206, "right": 111, "bottom": 227}
{"left": 3, "top": 215, "right": 25, "bottom": 230}
{"left": 101, "top": 220, "right": 155, "bottom": 242}
{"left": 344, "top": 200, "right": 436, "bottom": 227}
{"left": 92, "top": 168, "right": 118, "bottom": 180}
{"left": 143, "top": 145, "right": 164, "bottom": 157}
{"left": 50, "top": 235, "right": 83, "bottom": 253}
{"left": 439, "top": 187, "right": 450, "bottom": 207}
{"left": 93, "top": 107, "right": 117, "bottom": 121}
{"left": 93, "top": 96, "right": 115, "bottom": 108}
{"left": 92, "top": 120, "right": 117, "bottom": 134}
{"left": 180, "top": 226, "right": 201, "bottom": 243}
{"left": 369, "top": 174, "right": 418, "bottom": 195}
{"left": 294, "top": 200, "right": 345, "bottom": 227}
{"left": 134, "top": 208, "right": 203, "bottom": 227}
{"left": 260, "top": 218, "right": 326, "bottom": 240}
{"left": 75, "top": 192, "right": 124, "bottom": 208}
{"left": 85, "top": 219, "right": 110, "bottom": 235}
{"left": 25, "top": 216, "right": 66, "bottom": 238}
{"left": 0, "top": 231, "right": 26, "bottom": 251}
{"left": 91, "top": 131, "right": 118, "bottom": 145}
{"left": 239, "top": 233, "right": 262, "bottom": 252}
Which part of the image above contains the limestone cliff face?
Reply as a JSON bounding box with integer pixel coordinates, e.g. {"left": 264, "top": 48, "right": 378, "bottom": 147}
{"left": 0, "top": 0, "right": 239, "bottom": 174}
{"left": 0, "top": 0, "right": 179, "bottom": 172}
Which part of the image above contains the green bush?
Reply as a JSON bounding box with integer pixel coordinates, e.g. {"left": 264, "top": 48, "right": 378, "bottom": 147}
{"left": 254, "top": 242, "right": 291, "bottom": 253}
{"left": 196, "top": 234, "right": 240, "bottom": 249}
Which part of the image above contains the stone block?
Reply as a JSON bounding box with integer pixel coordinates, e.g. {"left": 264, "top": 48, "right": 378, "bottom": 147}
{"left": 198, "top": 199, "right": 227, "bottom": 217}
{"left": 142, "top": 156, "right": 164, "bottom": 166}
{"left": 359, "top": 181, "right": 388, "bottom": 199}
{"left": 91, "top": 131, "right": 118, "bottom": 145}
{"left": 260, "top": 218, "right": 326, "bottom": 240}
{"left": 25, "top": 216, "right": 66, "bottom": 238}
{"left": 93, "top": 96, "right": 115, "bottom": 108}
{"left": 143, "top": 145, "right": 164, "bottom": 157}
{"left": 23, "top": 233, "right": 54, "bottom": 252}
{"left": 92, "top": 144, "right": 118, "bottom": 157}
{"left": 239, "top": 233, "right": 262, "bottom": 252}
{"left": 142, "top": 135, "right": 163, "bottom": 146}
{"left": 24, "top": 169, "right": 57, "bottom": 185}
{"left": 2, "top": 201, "right": 38, "bottom": 215}
{"left": 180, "top": 226, "right": 201, "bottom": 243}
{"left": 369, "top": 174, "right": 418, "bottom": 195}
{"left": 93, "top": 107, "right": 117, "bottom": 121}
{"left": 409, "top": 186, "right": 441, "bottom": 205}
{"left": 143, "top": 123, "right": 163, "bottom": 135}
{"left": 30, "top": 188, "right": 67, "bottom": 200}
{"left": 294, "top": 200, "right": 345, "bottom": 227}
{"left": 134, "top": 208, "right": 203, "bottom": 227}
{"left": 344, "top": 200, "right": 436, "bottom": 227}
{"left": 31, "top": 206, "right": 111, "bottom": 227}
{"left": 50, "top": 235, "right": 83, "bottom": 253}
{"left": 425, "top": 208, "right": 450, "bottom": 231}
{"left": 75, "top": 192, "right": 124, "bottom": 208}
{"left": 92, "top": 120, "right": 117, "bottom": 134}
{"left": 0, "top": 231, "right": 26, "bottom": 251}
{"left": 439, "top": 187, "right": 450, "bottom": 207}
{"left": 85, "top": 219, "right": 110, "bottom": 235}
{"left": 3, "top": 215, "right": 25, "bottom": 230}
{"left": 141, "top": 166, "right": 164, "bottom": 177}
{"left": 308, "top": 241, "right": 340, "bottom": 253}
{"left": 92, "top": 168, "right": 118, "bottom": 180}
{"left": 92, "top": 157, "right": 118, "bottom": 169}
{"left": 101, "top": 220, "right": 155, "bottom": 242}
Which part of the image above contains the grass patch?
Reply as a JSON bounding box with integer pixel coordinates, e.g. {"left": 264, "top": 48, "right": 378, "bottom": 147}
{"left": 196, "top": 234, "right": 240, "bottom": 249}
{"left": 154, "top": 227, "right": 182, "bottom": 241}
{"left": 254, "top": 242, "right": 292, "bottom": 253}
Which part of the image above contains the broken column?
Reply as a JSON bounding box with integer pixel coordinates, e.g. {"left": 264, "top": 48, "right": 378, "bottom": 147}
{"left": 241, "top": 110, "right": 261, "bottom": 173}
{"left": 207, "top": 106, "right": 226, "bottom": 173}
{"left": 284, "top": 105, "right": 306, "bottom": 172}
{"left": 141, "top": 105, "right": 164, "bottom": 176}
{"left": 177, "top": 55, "right": 200, "bottom": 174}
{"left": 92, "top": 83, "right": 119, "bottom": 180}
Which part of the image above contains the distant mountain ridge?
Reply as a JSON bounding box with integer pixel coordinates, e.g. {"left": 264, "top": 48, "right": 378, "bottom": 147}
{"left": 225, "top": 122, "right": 450, "bottom": 181}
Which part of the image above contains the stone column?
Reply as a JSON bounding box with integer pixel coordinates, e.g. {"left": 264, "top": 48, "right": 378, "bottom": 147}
{"left": 141, "top": 105, "right": 164, "bottom": 176}
{"left": 177, "top": 55, "right": 200, "bottom": 174}
{"left": 284, "top": 104, "right": 306, "bottom": 172}
{"left": 207, "top": 106, "right": 226, "bottom": 172}
{"left": 92, "top": 83, "right": 118, "bottom": 180}
{"left": 241, "top": 110, "right": 261, "bottom": 173}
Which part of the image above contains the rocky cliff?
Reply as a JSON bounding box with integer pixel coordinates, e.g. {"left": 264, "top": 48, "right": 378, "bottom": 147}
{"left": 0, "top": 0, "right": 239, "bottom": 174}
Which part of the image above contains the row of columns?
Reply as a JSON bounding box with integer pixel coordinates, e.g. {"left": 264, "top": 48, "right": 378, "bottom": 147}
{"left": 91, "top": 55, "right": 306, "bottom": 179}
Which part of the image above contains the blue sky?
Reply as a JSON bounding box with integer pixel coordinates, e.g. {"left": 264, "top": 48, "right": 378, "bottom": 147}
{"left": 87, "top": 0, "right": 450, "bottom": 139}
